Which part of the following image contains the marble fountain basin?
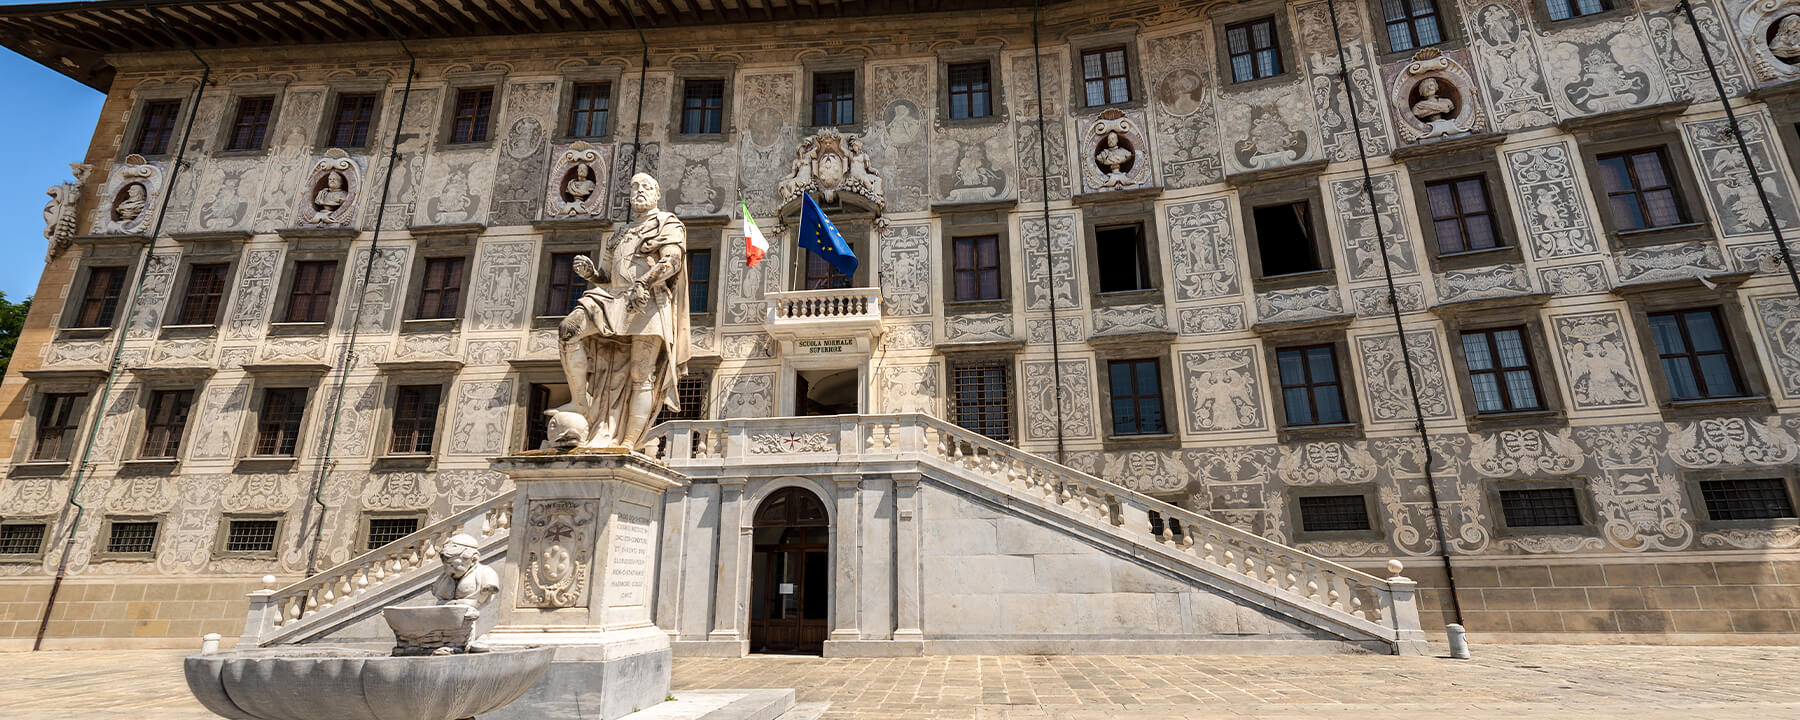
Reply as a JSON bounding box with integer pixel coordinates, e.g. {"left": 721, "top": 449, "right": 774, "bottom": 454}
{"left": 184, "top": 645, "right": 554, "bottom": 720}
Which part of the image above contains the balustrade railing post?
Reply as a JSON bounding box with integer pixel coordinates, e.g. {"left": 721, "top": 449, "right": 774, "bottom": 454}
{"left": 240, "top": 579, "right": 279, "bottom": 647}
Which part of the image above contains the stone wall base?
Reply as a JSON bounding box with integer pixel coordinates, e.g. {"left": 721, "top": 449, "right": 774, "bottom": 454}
{"left": 487, "top": 625, "right": 673, "bottom": 720}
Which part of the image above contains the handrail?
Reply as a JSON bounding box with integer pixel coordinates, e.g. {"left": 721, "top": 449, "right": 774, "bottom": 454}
{"left": 765, "top": 287, "right": 882, "bottom": 321}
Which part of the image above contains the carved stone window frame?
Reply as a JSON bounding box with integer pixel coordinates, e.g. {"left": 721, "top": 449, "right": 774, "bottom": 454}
{"left": 1433, "top": 296, "right": 1567, "bottom": 432}
{"left": 93, "top": 513, "right": 165, "bottom": 562}
{"left": 400, "top": 234, "right": 477, "bottom": 332}
{"left": 159, "top": 242, "right": 243, "bottom": 336}
{"left": 1237, "top": 173, "right": 1336, "bottom": 293}
{"left": 371, "top": 362, "right": 459, "bottom": 470}
{"left": 685, "top": 218, "right": 724, "bottom": 326}
{"left": 436, "top": 72, "right": 509, "bottom": 151}
{"left": 1395, "top": 135, "right": 1525, "bottom": 272}
{"left": 1285, "top": 484, "right": 1385, "bottom": 544}
{"left": 801, "top": 56, "right": 866, "bottom": 133}
{"left": 1484, "top": 476, "right": 1601, "bottom": 539}
{"left": 940, "top": 207, "right": 1015, "bottom": 314}
{"left": 316, "top": 80, "right": 391, "bottom": 152}
{"left": 356, "top": 510, "right": 430, "bottom": 553}
{"left": 235, "top": 364, "right": 330, "bottom": 471}
{"left": 121, "top": 367, "right": 211, "bottom": 471}
{"left": 119, "top": 85, "right": 196, "bottom": 161}
{"left": 670, "top": 63, "right": 738, "bottom": 144}
{"left": 937, "top": 344, "right": 1023, "bottom": 445}
{"left": 211, "top": 512, "right": 286, "bottom": 561}
{"left": 1081, "top": 199, "right": 1166, "bottom": 308}
{"left": 935, "top": 47, "right": 1007, "bottom": 128}
{"left": 1068, "top": 29, "right": 1146, "bottom": 111}
{"left": 0, "top": 517, "right": 53, "bottom": 563}
{"left": 9, "top": 375, "right": 103, "bottom": 472}
{"left": 268, "top": 239, "right": 352, "bottom": 336}
{"left": 1089, "top": 337, "right": 1180, "bottom": 450}
{"left": 1565, "top": 108, "right": 1714, "bottom": 251}
{"left": 1210, "top": 2, "right": 1299, "bottom": 94}
{"left": 58, "top": 244, "right": 144, "bottom": 336}
{"left": 1613, "top": 278, "right": 1775, "bottom": 419}
{"left": 1257, "top": 320, "right": 1365, "bottom": 443}
{"left": 1682, "top": 468, "right": 1800, "bottom": 532}
{"left": 212, "top": 81, "right": 291, "bottom": 158}
{"left": 556, "top": 66, "right": 623, "bottom": 142}
{"left": 1365, "top": 0, "right": 1465, "bottom": 62}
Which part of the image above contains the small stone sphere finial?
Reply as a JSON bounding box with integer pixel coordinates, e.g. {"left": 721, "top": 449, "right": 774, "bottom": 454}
{"left": 1386, "top": 559, "right": 1405, "bottom": 577}
{"left": 261, "top": 575, "right": 277, "bottom": 589}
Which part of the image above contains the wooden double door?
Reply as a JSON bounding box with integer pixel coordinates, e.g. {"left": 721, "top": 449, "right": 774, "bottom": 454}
{"left": 749, "top": 487, "right": 830, "bottom": 654}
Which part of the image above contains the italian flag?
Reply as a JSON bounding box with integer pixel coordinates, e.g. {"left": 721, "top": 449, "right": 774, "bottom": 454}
{"left": 741, "top": 198, "right": 769, "bottom": 267}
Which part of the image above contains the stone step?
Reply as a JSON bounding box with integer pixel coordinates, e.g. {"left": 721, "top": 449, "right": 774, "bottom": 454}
{"left": 620, "top": 689, "right": 797, "bottom": 720}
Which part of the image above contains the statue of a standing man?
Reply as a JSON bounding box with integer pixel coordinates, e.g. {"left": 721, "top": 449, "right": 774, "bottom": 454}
{"left": 558, "top": 173, "right": 690, "bottom": 451}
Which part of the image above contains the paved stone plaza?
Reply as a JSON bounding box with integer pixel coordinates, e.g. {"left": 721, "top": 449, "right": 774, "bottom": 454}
{"left": 4, "top": 645, "right": 1799, "bottom": 719}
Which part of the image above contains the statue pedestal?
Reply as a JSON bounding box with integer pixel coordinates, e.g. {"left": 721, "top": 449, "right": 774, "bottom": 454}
{"left": 484, "top": 452, "right": 688, "bottom": 720}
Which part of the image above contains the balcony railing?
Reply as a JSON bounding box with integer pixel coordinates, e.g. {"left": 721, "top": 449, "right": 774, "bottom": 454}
{"left": 764, "top": 287, "right": 883, "bottom": 335}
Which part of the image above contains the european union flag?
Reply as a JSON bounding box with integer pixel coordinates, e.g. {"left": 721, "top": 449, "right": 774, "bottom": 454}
{"left": 798, "top": 193, "right": 858, "bottom": 277}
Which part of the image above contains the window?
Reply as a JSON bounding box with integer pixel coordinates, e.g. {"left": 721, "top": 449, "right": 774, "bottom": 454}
{"left": 1382, "top": 0, "right": 1444, "bottom": 51}
{"left": 1226, "top": 19, "right": 1283, "bottom": 83}
{"left": 366, "top": 516, "right": 420, "bottom": 549}
{"left": 951, "top": 235, "right": 1002, "bottom": 302}
{"left": 1460, "top": 328, "right": 1544, "bottom": 413}
{"left": 1107, "top": 358, "right": 1167, "bottom": 436}
{"left": 330, "top": 93, "right": 378, "bottom": 148}
{"left": 31, "top": 393, "right": 84, "bottom": 462}
{"left": 1426, "top": 176, "right": 1500, "bottom": 254}
{"left": 951, "top": 361, "right": 1013, "bottom": 443}
{"left": 663, "top": 372, "right": 711, "bottom": 421}
{"left": 1699, "top": 478, "right": 1797, "bottom": 521}
{"left": 546, "top": 253, "right": 585, "bottom": 316}
{"left": 415, "top": 257, "right": 466, "bottom": 320}
{"left": 1298, "top": 495, "right": 1371, "bottom": 532}
{"left": 812, "top": 71, "right": 855, "bottom": 126}
{"left": 134, "top": 100, "right": 182, "bottom": 155}
{"left": 1546, "top": 0, "right": 1608, "bottom": 20}
{"left": 1498, "top": 487, "right": 1584, "bottom": 528}
{"left": 390, "top": 385, "right": 442, "bottom": 455}
{"left": 947, "top": 62, "right": 993, "bottom": 120}
{"left": 284, "top": 260, "right": 337, "bottom": 324}
{"left": 804, "top": 247, "right": 852, "bottom": 290}
{"left": 0, "top": 524, "right": 46, "bottom": 556}
{"left": 254, "top": 388, "right": 307, "bottom": 456}
{"left": 140, "top": 389, "right": 193, "bottom": 459}
{"left": 175, "top": 263, "right": 229, "bottom": 326}
{"left": 1095, "top": 224, "right": 1153, "bottom": 293}
{"left": 1647, "top": 308, "right": 1744, "bottom": 400}
{"left": 681, "top": 79, "right": 726, "bottom": 135}
{"left": 1252, "top": 202, "right": 1322, "bottom": 277}
{"left": 689, "top": 248, "right": 713, "bottom": 313}
{"left": 224, "top": 518, "right": 279, "bottom": 554}
{"left": 450, "top": 87, "right": 495, "bottom": 143}
{"left": 106, "top": 520, "right": 159, "bottom": 555}
{"left": 226, "top": 96, "right": 275, "bottom": 151}
{"left": 1596, "top": 148, "right": 1688, "bottom": 231}
{"left": 1277, "top": 345, "right": 1347, "bottom": 426}
{"left": 73, "top": 266, "right": 127, "bottom": 328}
{"left": 1081, "top": 47, "right": 1131, "bottom": 106}
{"left": 569, "top": 82, "right": 611, "bottom": 138}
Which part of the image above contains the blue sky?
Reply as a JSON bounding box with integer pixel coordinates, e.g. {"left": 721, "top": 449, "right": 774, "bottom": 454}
{"left": 1, "top": 0, "right": 107, "bottom": 304}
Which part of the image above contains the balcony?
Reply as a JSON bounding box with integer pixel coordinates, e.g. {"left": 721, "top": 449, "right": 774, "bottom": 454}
{"left": 763, "top": 287, "right": 884, "bottom": 353}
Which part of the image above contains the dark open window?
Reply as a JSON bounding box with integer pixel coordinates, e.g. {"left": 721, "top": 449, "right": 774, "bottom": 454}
{"left": 390, "top": 385, "right": 442, "bottom": 455}
{"left": 106, "top": 521, "right": 158, "bottom": 555}
{"left": 1095, "top": 223, "right": 1153, "bottom": 293}
{"left": 226, "top": 96, "right": 275, "bottom": 151}
{"left": 330, "top": 93, "right": 377, "bottom": 148}
{"left": 812, "top": 71, "right": 855, "bottom": 126}
{"left": 134, "top": 100, "right": 182, "bottom": 155}
{"left": 1107, "top": 358, "right": 1167, "bottom": 436}
{"left": 1226, "top": 19, "right": 1283, "bottom": 83}
{"left": 951, "top": 361, "right": 1013, "bottom": 443}
{"left": 1498, "top": 487, "right": 1584, "bottom": 528}
{"left": 365, "top": 516, "right": 419, "bottom": 549}
{"left": 31, "top": 393, "right": 84, "bottom": 462}
{"left": 1596, "top": 148, "right": 1688, "bottom": 231}
{"left": 1253, "top": 202, "right": 1322, "bottom": 277}
{"left": 1546, "top": 0, "right": 1608, "bottom": 20}
{"left": 525, "top": 382, "right": 571, "bottom": 451}
{"left": 569, "top": 82, "right": 611, "bottom": 138}
{"left": 225, "top": 519, "right": 279, "bottom": 553}
{"left": 951, "top": 235, "right": 1002, "bottom": 301}
{"left": 1081, "top": 47, "right": 1131, "bottom": 106}
{"left": 1460, "top": 327, "right": 1544, "bottom": 413}
{"left": 73, "top": 266, "right": 127, "bottom": 328}
{"left": 1426, "top": 176, "right": 1500, "bottom": 254}
{"left": 689, "top": 249, "right": 713, "bottom": 313}
{"left": 547, "top": 253, "right": 585, "bottom": 316}
{"left": 1700, "top": 478, "right": 1797, "bottom": 521}
{"left": 681, "top": 79, "right": 726, "bottom": 135}
{"left": 140, "top": 389, "right": 193, "bottom": 459}
{"left": 450, "top": 87, "right": 495, "bottom": 143}
{"left": 0, "top": 524, "right": 46, "bottom": 556}
{"left": 804, "top": 246, "right": 852, "bottom": 290}
{"left": 1647, "top": 308, "right": 1744, "bottom": 400}
{"left": 948, "top": 62, "right": 993, "bottom": 120}
{"left": 1298, "top": 495, "right": 1371, "bottom": 532}
{"left": 1383, "top": 0, "right": 1444, "bottom": 51}
{"left": 285, "top": 260, "right": 337, "bottom": 324}
{"left": 176, "top": 263, "right": 229, "bottom": 326}
{"left": 415, "top": 257, "right": 466, "bottom": 320}
{"left": 1277, "top": 345, "right": 1347, "bottom": 426}
{"left": 254, "top": 388, "right": 306, "bottom": 456}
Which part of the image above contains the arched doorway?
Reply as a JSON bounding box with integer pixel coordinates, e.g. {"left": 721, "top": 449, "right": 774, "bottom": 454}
{"left": 749, "top": 486, "right": 830, "bottom": 654}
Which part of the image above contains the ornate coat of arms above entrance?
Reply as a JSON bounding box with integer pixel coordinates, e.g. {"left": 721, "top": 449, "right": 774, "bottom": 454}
{"left": 777, "top": 127, "right": 886, "bottom": 228}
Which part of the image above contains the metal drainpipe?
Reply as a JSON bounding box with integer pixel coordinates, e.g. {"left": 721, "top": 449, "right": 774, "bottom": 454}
{"left": 300, "top": 8, "right": 417, "bottom": 581}
{"left": 1032, "top": 0, "right": 1067, "bottom": 464}
{"left": 1321, "top": 0, "right": 1465, "bottom": 627}
{"left": 1675, "top": 0, "right": 1800, "bottom": 299}
{"left": 31, "top": 4, "right": 211, "bottom": 651}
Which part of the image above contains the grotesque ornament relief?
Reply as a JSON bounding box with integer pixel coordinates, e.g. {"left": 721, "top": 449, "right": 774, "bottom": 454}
{"left": 450, "top": 380, "right": 514, "bottom": 456}
{"left": 363, "top": 472, "right": 435, "bottom": 510}
{"left": 1256, "top": 285, "right": 1343, "bottom": 324}
{"left": 1471, "top": 428, "right": 1584, "bottom": 477}
{"left": 1277, "top": 442, "right": 1379, "bottom": 485}
{"left": 1553, "top": 310, "right": 1647, "bottom": 409}
{"left": 418, "top": 152, "right": 494, "bottom": 225}
{"left": 1504, "top": 141, "right": 1602, "bottom": 260}
{"left": 1144, "top": 29, "right": 1224, "bottom": 187}
{"left": 1671, "top": 416, "right": 1799, "bottom": 467}
{"left": 778, "top": 127, "right": 885, "bottom": 225}
{"left": 544, "top": 142, "right": 609, "bottom": 219}
{"left": 879, "top": 223, "right": 931, "bottom": 317}
{"left": 127, "top": 253, "right": 180, "bottom": 339}
{"left": 1351, "top": 283, "right": 1427, "bottom": 317}
{"left": 1026, "top": 317, "right": 1085, "bottom": 345}
{"left": 665, "top": 142, "right": 736, "bottom": 217}
{"left": 367, "top": 88, "right": 440, "bottom": 230}
{"left": 943, "top": 313, "right": 1016, "bottom": 343}
{"left": 1101, "top": 451, "right": 1187, "bottom": 494}
{"left": 864, "top": 62, "right": 930, "bottom": 212}
{"left": 492, "top": 80, "right": 556, "bottom": 226}
{"left": 1178, "top": 304, "right": 1247, "bottom": 334}
{"left": 1023, "top": 359, "right": 1095, "bottom": 441}
{"left": 472, "top": 241, "right": 534, "bottom": 330}
{"left": 226, "top": 248, "right": 284, "bottom": 340}
{"left": 520, "top": 500, "right": 595, "bottom": 609}
{"left": 1543, "top": 20, "right": 1665, "bottom": 116}
{"left": 1022, "top": 213, "right": 1082, "bottom": 312}
{"left": 1539, "top": 261, "right": 1611, "bottom": 295}
{"left": 879, "top": 362, "right": 939, "bottom": 415}
{"left": 1295, "top": 0, "right": 1393, "bottom": 160}
{"left": 1224, "top": 83, "right": 1318, "bottom": 173}
{"left": 1614, "top": 241, "right": 1728, "bottom": 285}
{"left": 1081, "top": 108, "right": 1153, "bottom": 192}
{"left": 1462, "top": 0, "right": 1557, "bottom": 129}
{"left": 737, "top": 71, "right": 799, "bottom": 215}
{"left": 1391, "top": 48, "right": 1484, "bottom": 142}
{"left": 296, "top": 149, "right": 362, "bottom": 227}
{"left": 43, "top": 163, "right": 90, "bottom": 260}
{"left": 1331, "top": 173, "right": 1420, "bottom": 280}
{"left": 1009, "top": 51, "right": 1072, "bottom": 202}
{"left": 935, "top": 126, "right": 1013, "bottom": 203}
{"left": 718, "top": 373, "right": 775, "bottom": 419}
{"left": 192, "top": 158, "right": 259, "bottom": 232}
{"left": 1357, "top": 331, "right": 1455, "bottom": 421}
{"left": 1179, "top": 348, "right": 1268, "bottom": 433}
{"left": 1644, "top": 0, "right": 1745, "bottom": 101}
{"left": 99, "top": 154, "right": 164, "bottom": 235}
{"left": 1752, "top": 293, "right": 1800, "bottom": 397}
{"left": 339, "top": 247, "right": 411, "bottom": 334}
{"left": 1436, "top": 263, "right": 1533, "bottom": 303}
{"left": 1683, "top": 113, "right": 1800, "bottom": 237}
{"left": 1093, "top": 305, "right": 1169, "bottom": 335}
{"left": 883, "top": 322, "right": 935, "bottom": 350}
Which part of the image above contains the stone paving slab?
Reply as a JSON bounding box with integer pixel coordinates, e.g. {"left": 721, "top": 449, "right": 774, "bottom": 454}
{"left": 1, "top": 645, "right": 1798, "bottom": 719}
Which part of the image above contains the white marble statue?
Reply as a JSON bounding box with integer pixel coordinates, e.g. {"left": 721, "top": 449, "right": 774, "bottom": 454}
{"left": 565, "top": 162, "right": 596, "bottom": 201}
{"left": 1411, "top": 77, "right": 1455, "bottom": 123}
{"left": 557, "top": 173, "right": 690, "bottom": 452}
{"left": 115, "top": 183, "right": 148, "bottom": 224}
{"left": 429, "top": 533, "right": 500, "bottom": 654}
{"left": 43, "top": 163, "right": 90, "bottom": 261}
{"left": 312, "top": 171, "right": 348, "bottom": 214}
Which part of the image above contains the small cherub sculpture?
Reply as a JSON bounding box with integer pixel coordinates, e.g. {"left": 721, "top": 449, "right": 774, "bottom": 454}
{"left": 429, "top": 533, "right": 500, "bottom": 654}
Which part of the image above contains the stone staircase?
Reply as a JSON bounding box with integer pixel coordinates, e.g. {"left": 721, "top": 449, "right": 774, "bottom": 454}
{"left": 240, "top": 414, "right": 1424, "bottom": 655}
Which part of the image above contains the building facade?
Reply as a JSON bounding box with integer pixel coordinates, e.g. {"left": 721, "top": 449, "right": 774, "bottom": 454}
{"left": 1, "top": 0, "right": 1799, "bottom": 650}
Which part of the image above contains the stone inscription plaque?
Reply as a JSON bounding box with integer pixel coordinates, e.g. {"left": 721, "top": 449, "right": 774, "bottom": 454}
{"left": 606, "top": 503, "right": 654, "bottom": 607}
